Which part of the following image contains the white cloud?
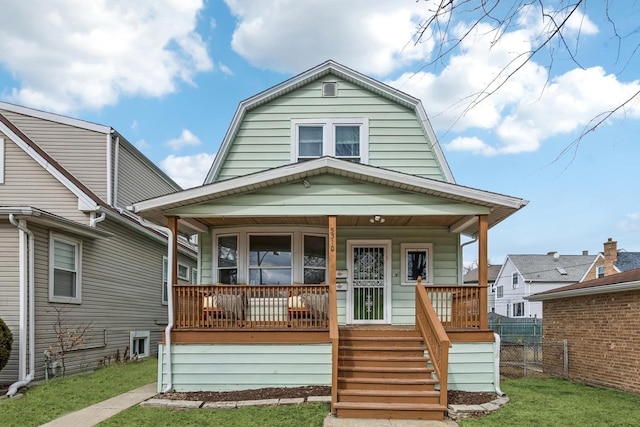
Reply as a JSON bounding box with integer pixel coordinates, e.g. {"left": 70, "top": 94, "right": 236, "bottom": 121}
{"left": 136, "top": 139, "right": 151, "bottom": 151}
{"left": 446, "top": 137, "right": 497, "bottom": 156}
{"left": 219, "top": 63, "right": 234, "bottom": 76}
{"left": 161, "top": 153, "right": 215, "bottom": 189}
{"left": 225, "top": 0, "right": 433, "bottom": 76}
{"left": 619, "top": 213, "right": 640, "bottom": 232}
{"left": 386, "top": 17, "right": 640, "bottom": 156}
{"left": 166, "top": 129, "right": 201, "bottom": 151}
{"left": 0, "top": 0, "right": 213, "bottom": 113}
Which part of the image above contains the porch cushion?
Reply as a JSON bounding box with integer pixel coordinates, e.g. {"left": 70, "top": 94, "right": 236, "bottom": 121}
{"left": 216, "top": 293, "right": 245, "bottom": 320}
{"left": 299, "top": 292, "right": 329, "bottom": 319}
{"left": 288, "top": 295, "right": 305, "bottom": 309}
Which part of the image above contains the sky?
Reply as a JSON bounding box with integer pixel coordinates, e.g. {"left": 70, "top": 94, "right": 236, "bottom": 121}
{"left": 0, "top": 0, "right": 639, "bottom": 265}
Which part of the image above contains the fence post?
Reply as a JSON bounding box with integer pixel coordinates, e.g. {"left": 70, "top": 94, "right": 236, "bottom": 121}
{"left": 523, "top": 342, "right": 527, "bottom": 377}
{"left": 563, "top": 339, "right": 568, "bottom": 378}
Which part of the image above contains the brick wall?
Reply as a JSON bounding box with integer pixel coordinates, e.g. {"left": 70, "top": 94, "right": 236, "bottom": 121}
{"left": 543, "top": 290, "right": 640, "bottom": 394}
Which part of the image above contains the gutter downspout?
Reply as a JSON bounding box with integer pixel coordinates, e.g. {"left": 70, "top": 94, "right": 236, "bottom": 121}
{"left": 136, "top": 216, "right": 174, "bottom": 393}
{"left": 90, "top": 209, "right": 106, "bottom": 227}
{"left": 493, "top": 333, "right": 505, "bottom": 396}
{"left": 460, "top": 236, "right": 478, "bottom": 282}
{"left": 7, "top": 215, "right": 35, "bottom": 397}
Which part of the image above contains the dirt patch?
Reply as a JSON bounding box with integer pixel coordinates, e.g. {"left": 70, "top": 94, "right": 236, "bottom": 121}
{"left": 161, "top": 386, "right": 498, "bottom": 406}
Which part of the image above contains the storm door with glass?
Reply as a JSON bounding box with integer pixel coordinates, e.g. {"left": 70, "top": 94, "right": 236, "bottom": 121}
{"left": 347, "top": 240, "right": 391, "bottom": 323}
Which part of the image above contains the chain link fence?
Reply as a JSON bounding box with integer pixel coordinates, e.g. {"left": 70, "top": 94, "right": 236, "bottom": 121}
{"left": 499, "top": 340, "right": 568, "bottom": 378}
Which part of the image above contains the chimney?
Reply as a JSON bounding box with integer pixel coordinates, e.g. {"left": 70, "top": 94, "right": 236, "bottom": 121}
{"left": 603, "top": 238, "right": 618, "bottom": 276}
{"left": 582, "top": 250, "right": 588, "bottom": 256}
{"left": 547, "top": 251, "right": 559, "bottom": 260}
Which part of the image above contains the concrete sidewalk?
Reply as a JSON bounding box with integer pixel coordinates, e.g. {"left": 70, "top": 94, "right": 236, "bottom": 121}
{"left": 39, "top": 383, "right": 157, "bottom": 427}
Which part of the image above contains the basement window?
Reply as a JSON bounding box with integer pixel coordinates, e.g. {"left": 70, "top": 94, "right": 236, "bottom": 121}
{"left": 130, "top": 331, "right": 150, "bottom": 358}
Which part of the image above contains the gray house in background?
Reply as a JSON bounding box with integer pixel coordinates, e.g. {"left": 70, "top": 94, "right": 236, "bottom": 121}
{"left": 493, "top": 252, "right": 600, "bottom": 318}
{"left": 0, "top": 102, "right": 196, "bottom": 393}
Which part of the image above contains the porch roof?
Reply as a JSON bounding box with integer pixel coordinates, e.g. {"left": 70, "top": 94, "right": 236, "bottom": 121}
{"left": 128, "top": 157, "right": 528, "bottom": 236}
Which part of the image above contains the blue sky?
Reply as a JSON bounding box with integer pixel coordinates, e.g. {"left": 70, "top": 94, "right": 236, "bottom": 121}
{"left": 0, "top": 0, "right": 639, "bottom": 264}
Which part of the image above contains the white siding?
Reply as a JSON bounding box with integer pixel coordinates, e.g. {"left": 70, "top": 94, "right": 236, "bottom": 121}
{"left": 0, "top": 223, "right": 20, "bottom": 385}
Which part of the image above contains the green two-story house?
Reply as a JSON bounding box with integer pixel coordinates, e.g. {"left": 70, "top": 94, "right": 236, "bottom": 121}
{"left": 129, "top": 60, "right": 527, "bottom": 420}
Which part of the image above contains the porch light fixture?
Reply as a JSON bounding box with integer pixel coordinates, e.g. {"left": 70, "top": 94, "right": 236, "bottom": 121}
{"left": 369, "top": 215, "right": 385, "bottom": 224}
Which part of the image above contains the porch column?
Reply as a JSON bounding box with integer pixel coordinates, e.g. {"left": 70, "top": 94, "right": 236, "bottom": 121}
{"left": 167, "top": 216, "right": 178, "bottom": 286}
{"left": 478, "top": 214, "right": 488, "bottom": 330}
{"left": 328, "top": 215, "right": 338, "bottom": 411}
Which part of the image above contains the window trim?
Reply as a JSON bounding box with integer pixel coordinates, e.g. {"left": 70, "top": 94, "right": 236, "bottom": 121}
{"left": 512, "top": 302, "right": 525, "bottom": 317}
{"left": 302, "top": 233, "right": 328, "bottom": 284}
{"left": 512, "top": 272, "right": 518, "bottom": 288}
{"left": 213, "top": 227, "right": 327, "bottom": 285}
{"left": 162, "top": 256, "right": 168, "bottom": 305}
{"left": 216, "top": 233, "right": 239, "bottom": 284}
{"left": 400, "top": 243, "right": 434, "bottom": 285}
{"left": 596, "top": 265, "right": 605, "bottom": 278}
{"left": 49, "top": 232, "right": 82, "bottom": 304}
{"left": 291, "top": 118, "right": 369, "bottom": 163}
{"left": 248, "top": 232, "right": 293, "bottom": 286}
{"left": 177, "top": 262, "right": 190, "bottom": 281}
{"left": 496, "top": 285, "right": 504, "bottom": 299}
{"left": 129, "top": 330, "right": 150, "bottom": 358}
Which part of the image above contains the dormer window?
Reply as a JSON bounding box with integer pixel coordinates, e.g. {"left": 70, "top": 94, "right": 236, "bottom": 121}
{"left": 291, "top": 118, "right": 369, "bottom": 163}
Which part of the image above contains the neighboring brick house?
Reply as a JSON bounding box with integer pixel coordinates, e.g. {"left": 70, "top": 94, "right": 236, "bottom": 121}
{"left": 582, "top": 238, "right": 640, "bottom": 281}
{"left": 464, "top": 264, "right": 502, "bottom": 313}
{"left": 493, "top": 252, "right": 600, "bottom": 318}
{"left": 528, "top": 268, "right": 640, "bottom": 394}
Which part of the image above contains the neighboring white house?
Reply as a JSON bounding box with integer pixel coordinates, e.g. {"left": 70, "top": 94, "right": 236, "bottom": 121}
{"left": 463, "top": 264, "right": 502, "bottom": 313}
{"left": 494, "top": 252, "right": 600, "bottom": 318}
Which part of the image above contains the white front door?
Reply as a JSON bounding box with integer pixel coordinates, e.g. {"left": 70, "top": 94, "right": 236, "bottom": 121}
{"left": 347, "top": 240, "right": 391, "bottom": 324}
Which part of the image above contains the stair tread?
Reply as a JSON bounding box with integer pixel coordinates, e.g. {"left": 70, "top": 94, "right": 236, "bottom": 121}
{"left": 339, "top": 345, "right": 425, "bottom": 351}
{"left": 339, "top": 376, "right": 437, "bottom": 384}
{"left": 339, "top": 389, "right": 440, "bottom": 397}
{"left": 340, "top": 366, "right": 433, "bottom": 373}
{"left": 334, "top": 402, "right": 447, "bottom": 411}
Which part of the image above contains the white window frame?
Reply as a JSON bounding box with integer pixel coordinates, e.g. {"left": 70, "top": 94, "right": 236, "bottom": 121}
{"left": 512, "top": 272, "right": 518, "bottom": 288}
{"left": 162, "top": 256, "right": 168, "bottom": 305}
{"left": 191, "top": 267, "right": 198, "bottom": 284}
{"left": 512, "top": 302, "right": 525, "bottom": 317}
{"left": 400, "top": 243, "right": 434, "bottom": 285}
{"left": 216, "top": 233, "right": 239, "bottom": 284}
{"left": 0, "top": 138, "right": 4, "bottom": 184}
{"left": 496, "top": 285, "right": 504, "bottom": 299}
{"left": 213, "top": 227, "right": 327, "bottom": 285}
{"left": 302, "top": 233, "right": 328, "bottom": 284}
{"left": 49, "top": 232, "right": 82, "bottom": 304}
{"left": 291, "top": 118, "right": 369, "bottom": 163}
{"left": 248, "top": 233, "right": 293, "bottom": 286}
{"left": 129, "top": 330, "right": 150, "bottom": 358}
{"left": 596, "top": 265, "right": 605, "bottom": 278}
{"left": 177, "top": 262, "right": 190, "bottom": 281}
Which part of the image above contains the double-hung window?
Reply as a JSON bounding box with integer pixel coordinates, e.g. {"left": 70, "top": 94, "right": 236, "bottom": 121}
{"left": 50, "top": 233, "right": 81, "bottom": 303}
{"left": 292, "top": 118, "right": 369, "bottom": 163}
{"left": 303, "top": 234, "right": 326, "bottom": 284}
{"left": 217, "top": 234, "right": 238, "bottom": 284}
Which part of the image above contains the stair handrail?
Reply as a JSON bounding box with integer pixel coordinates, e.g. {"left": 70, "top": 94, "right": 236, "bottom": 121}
{"left": 415, "top": 279, "right": 451, "bottom": 408}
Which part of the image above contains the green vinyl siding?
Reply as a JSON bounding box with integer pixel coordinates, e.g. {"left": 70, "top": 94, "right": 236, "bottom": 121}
{"left": 159, "top": 343, "right": 331, "bottom": 392}
{"left": 215, "top": 77, "right": 446, "bottom": 181}
{"left": 168, "top": 175, "right": 489, "bottom": 218}
{"left": 447, "top": 342, "right": 497, "bottom": 392}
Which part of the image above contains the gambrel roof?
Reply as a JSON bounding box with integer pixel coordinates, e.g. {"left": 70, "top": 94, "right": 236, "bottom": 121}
{"left": 203, "top": 60, "right": 454, "bottom": 184}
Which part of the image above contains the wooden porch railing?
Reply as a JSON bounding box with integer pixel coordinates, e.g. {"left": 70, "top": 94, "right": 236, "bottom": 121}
{"left": 415, "top": 284, "right": 451, "bottom": 408}
{"left": 419, "top": 279, "right": 487, "bottom": 329}
{"left": 173, "top": 284, "right": 330, "bottom": 330}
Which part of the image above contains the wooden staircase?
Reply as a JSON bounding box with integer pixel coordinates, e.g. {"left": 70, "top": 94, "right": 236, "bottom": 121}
{"left": 333, "top": 328, "right": 447, "bottom": 420}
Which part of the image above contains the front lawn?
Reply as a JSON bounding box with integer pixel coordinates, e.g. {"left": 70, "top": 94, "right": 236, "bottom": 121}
{"left": 0, "top": 358, "right": 157, "bottom": 427}
{"left": 460, "top": 377, "right": 640, "bottom": 427}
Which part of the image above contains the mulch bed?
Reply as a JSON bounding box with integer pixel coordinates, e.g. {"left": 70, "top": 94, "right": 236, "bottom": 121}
{"left": 161, "top": 386, "right": 498, "bottom": 405}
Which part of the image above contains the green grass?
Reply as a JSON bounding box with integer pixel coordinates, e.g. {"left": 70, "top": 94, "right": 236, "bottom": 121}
{"left": 98, "top": 403, "right": 330, "bottom": 427}
{"left": 460, "top": 377, "right": 640, "bottom": 427}
{"left": 0, "top": 358, "right": 157, "bottom": 427}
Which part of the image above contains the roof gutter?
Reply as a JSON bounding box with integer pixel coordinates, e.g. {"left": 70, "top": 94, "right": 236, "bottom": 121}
{"left": 527, "top": 280, "right": 640, "bottom": 301}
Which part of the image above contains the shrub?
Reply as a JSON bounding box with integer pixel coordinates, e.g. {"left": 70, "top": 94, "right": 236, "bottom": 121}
{"left": 0, "top": 317, "right": 13, "bottom": 372}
